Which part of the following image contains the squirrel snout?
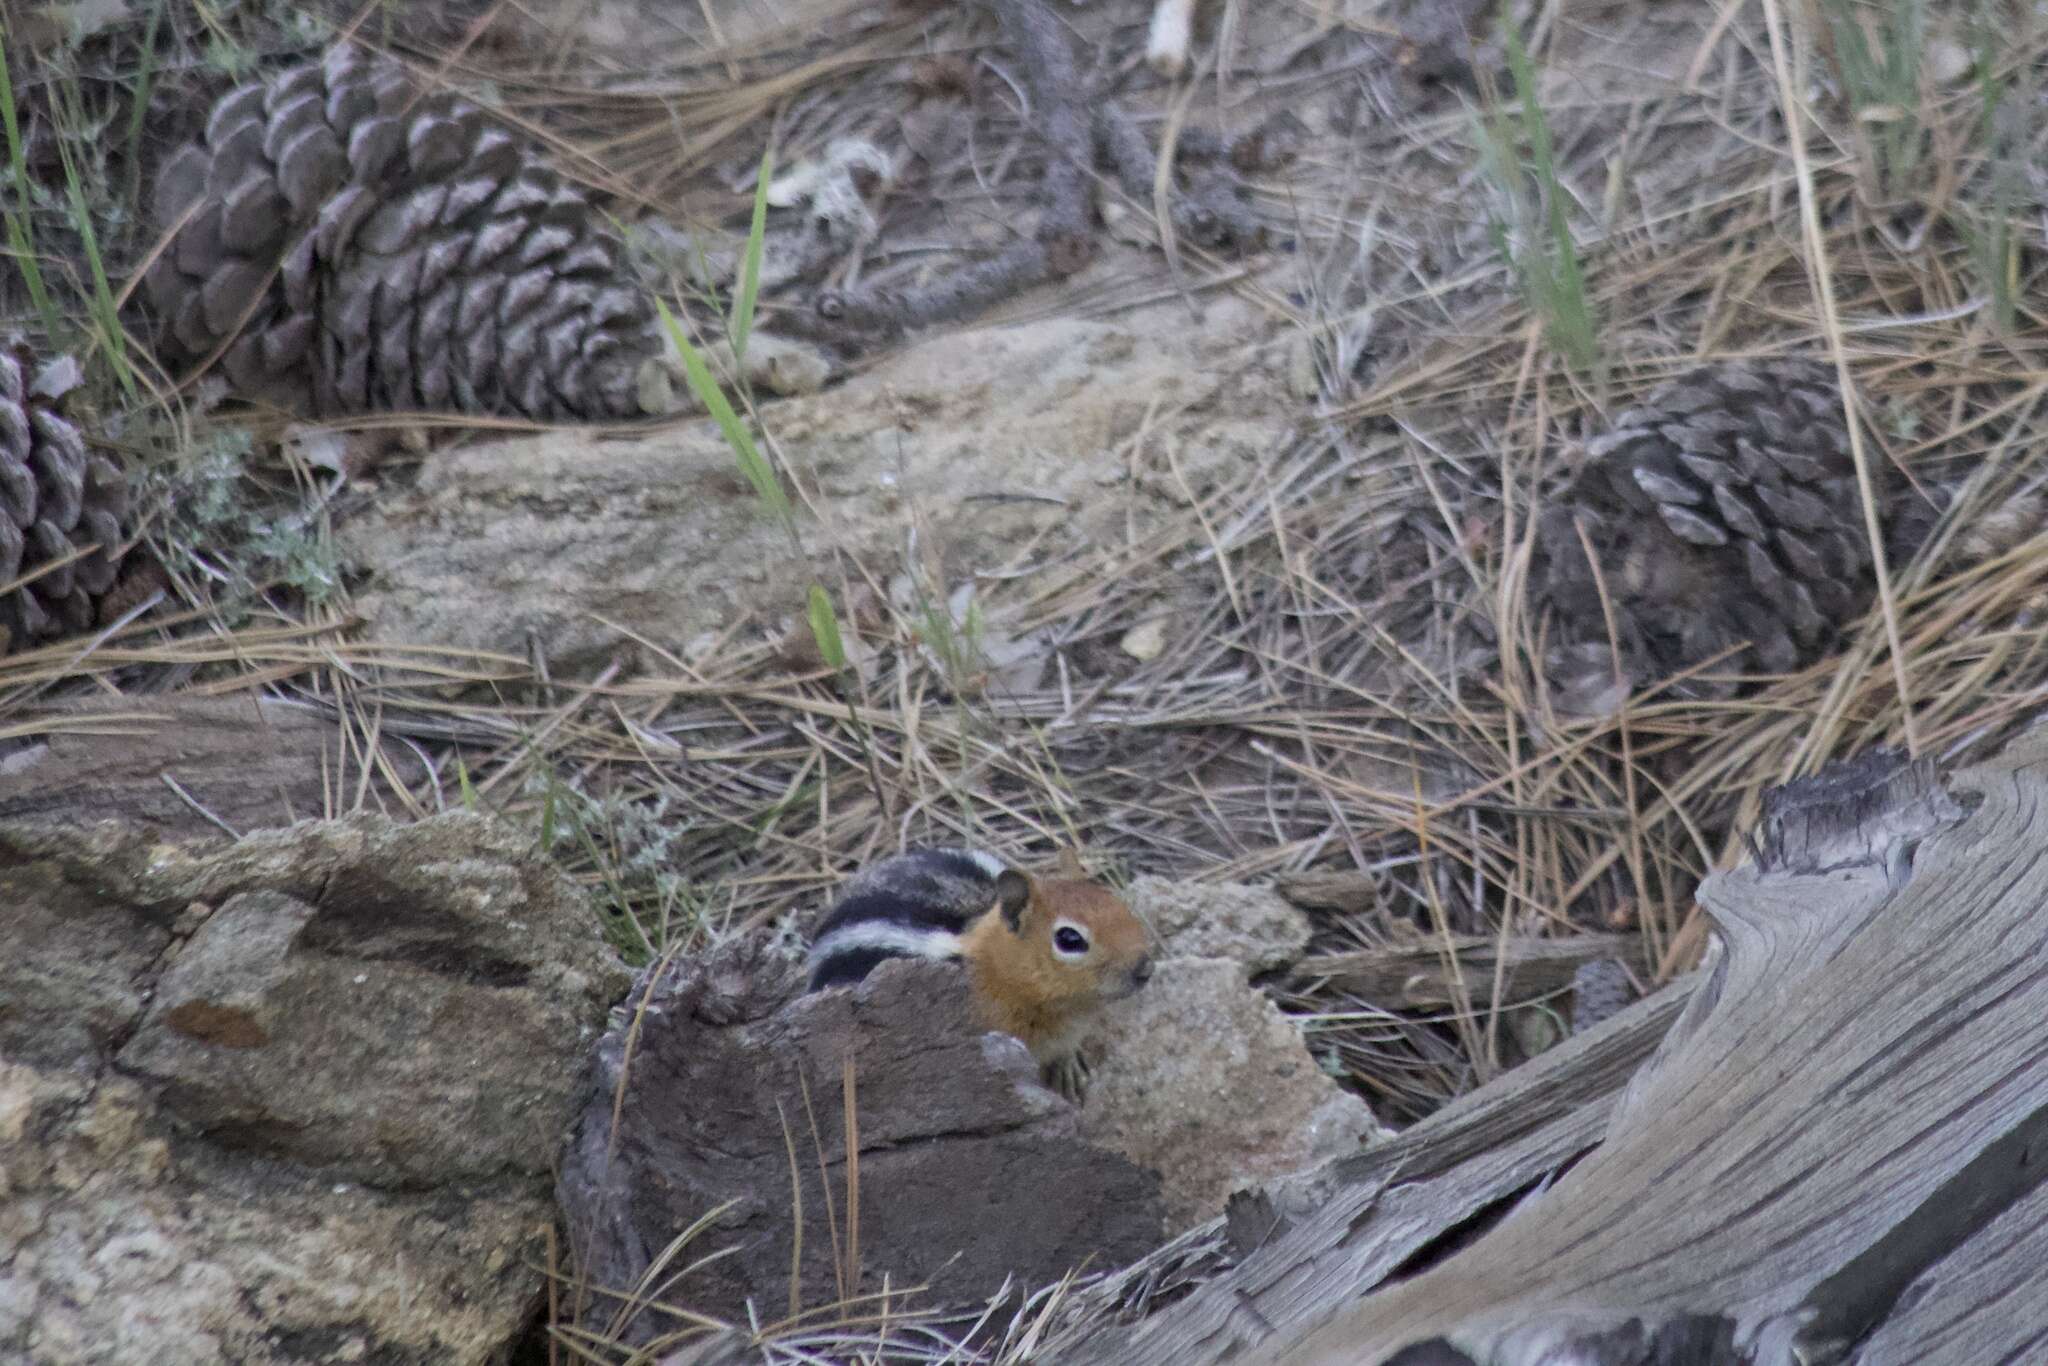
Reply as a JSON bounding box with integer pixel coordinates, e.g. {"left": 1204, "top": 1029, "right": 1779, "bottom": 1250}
{"left": 1130, "top": 956, "right": 1154, "bottom": 988}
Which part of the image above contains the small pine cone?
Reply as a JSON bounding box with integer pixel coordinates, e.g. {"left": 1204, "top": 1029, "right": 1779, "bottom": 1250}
{"left": 146, "top": 47, "right": 660, "bottom": 421}
{"left": 0, "top": 349, "right": 134, "bottom": 652}
{"left": 1536, "top": 359, "right": 1887, "bottom": 685}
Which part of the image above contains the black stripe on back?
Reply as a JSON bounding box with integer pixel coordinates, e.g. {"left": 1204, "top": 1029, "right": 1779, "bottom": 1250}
{"left": 812, "top": 887, "right": 976, "bottom": 940}
{"left": 804, "top": 848, "right": 1005, "bottom": 994}
{"left": 808, "top": 848, "right": 1003, "bottom": 942}
{"left": 807, "top": 943, "right": 964, "bottom": 990}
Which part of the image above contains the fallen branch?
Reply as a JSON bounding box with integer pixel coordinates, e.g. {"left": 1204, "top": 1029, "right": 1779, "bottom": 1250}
{"left": 788, "top": 0, "right": 1098, "bottom": 350}
{"left": 1293, "top": 932, "right": 1648, "bottom": 1012}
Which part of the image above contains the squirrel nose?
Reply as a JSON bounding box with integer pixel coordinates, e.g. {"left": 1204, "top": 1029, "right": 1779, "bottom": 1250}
{"left": 1132, "top": 956, "right": 1154, "bottom": 985}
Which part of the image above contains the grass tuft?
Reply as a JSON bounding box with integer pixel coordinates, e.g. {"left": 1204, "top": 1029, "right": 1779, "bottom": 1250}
{"left": 1817, "top": 0, "right": 1927, "bottom": 202}
{"left": 1471, "top": 7, "right": 1601, "bottom": 384}
{"left": 0, "top": 29, "right": 61, "bottom": 339}
{"left": 655, "top": 296, "right": 794, "bottom": 529}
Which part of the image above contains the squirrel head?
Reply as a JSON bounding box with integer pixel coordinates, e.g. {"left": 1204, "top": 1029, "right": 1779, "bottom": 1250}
{"left": 974, "top": 859, "right": 1154, "bottom": 1011}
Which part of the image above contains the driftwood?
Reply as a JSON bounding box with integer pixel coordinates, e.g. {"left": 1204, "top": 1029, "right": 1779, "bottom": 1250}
{"left": 1070, "top": 736, "right": 2048, "bottom": 1364}
{"left": 1065, "top": 978, "right": 1694, "bottom": 1365}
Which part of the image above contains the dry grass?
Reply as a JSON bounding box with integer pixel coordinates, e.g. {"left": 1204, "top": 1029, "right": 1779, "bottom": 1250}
{"left": 12, "top": 0, "right": 2048, "bottom": 1356}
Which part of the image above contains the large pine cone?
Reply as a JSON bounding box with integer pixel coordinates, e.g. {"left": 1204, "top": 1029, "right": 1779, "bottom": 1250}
{"left": 145, "top": 47, "right": 660, "bottom": 420}
{"left": 1535, "top": 360, "right": 1886, "bottom": 687}
{"left": 0, "top": 349, "right": 133, "bottom": 652}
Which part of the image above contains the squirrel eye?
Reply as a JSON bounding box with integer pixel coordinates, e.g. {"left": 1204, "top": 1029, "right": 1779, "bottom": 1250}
{"left": 1052, "top": 924, "right": 1090, "bottom": 958}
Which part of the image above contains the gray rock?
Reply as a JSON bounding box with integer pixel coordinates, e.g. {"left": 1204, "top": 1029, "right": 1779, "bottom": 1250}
{"left": 0, "top": 812, "right": 629, "bottom": 1365}
{"left": 339, "top": 301, "right": 1288, "bottom": 672}
{"left": 1128, "top": 875, "right": 1313, "bottom": 972}
{"left": 1079, "top": 959, "right": 1388, "bottom": 1229}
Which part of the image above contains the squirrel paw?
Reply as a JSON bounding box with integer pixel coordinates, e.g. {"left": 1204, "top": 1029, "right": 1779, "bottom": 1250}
{"left": 1044, "top": 1050, "right": 1092, "bottom": 1103}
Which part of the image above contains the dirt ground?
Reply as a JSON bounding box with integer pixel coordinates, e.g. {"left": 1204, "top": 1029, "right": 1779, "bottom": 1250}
{"left": 13, "top": 0, "right": 2048, "bottom": 1357}
{"left": 12, "top": 0, "right": 2048, "bottom": 1176}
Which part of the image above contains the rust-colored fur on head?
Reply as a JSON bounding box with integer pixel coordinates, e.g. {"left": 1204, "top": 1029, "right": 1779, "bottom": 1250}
{"left": 959, "top": 862, "right": 1152, "bottom": 1065}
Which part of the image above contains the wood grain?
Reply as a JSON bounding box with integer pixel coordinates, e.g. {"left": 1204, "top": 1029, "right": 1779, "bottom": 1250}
{"left": 1070, "top": 739, "right": 2048, "bottom": 1365}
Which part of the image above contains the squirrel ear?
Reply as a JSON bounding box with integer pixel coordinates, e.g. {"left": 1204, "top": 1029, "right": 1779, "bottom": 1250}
{"left": 1054, "top": 847, "right": 1087, "bottom": 880}
{"left": 995, "top": 870, "right": 1031, "bottom": 932}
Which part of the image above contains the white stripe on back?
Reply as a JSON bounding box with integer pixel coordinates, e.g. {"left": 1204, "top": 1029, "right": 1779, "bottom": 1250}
{"left": 953, "top": 847, "right": 1007, "bottom": 879}
{"left": 807, "top": 921, "right": 964, "bottom": 970}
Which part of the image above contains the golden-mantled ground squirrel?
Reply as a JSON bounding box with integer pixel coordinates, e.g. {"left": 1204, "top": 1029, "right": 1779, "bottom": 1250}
{"left": 805, "top": 847, "right": 1153, "bottom": 1097}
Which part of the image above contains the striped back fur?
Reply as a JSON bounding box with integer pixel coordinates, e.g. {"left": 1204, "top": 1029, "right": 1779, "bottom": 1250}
{"left": 805, "top": 847, "right": 1009, "bottom": 991}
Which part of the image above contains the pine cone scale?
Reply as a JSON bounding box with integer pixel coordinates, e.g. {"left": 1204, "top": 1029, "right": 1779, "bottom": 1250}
{"left": 1658, "top": 503, "right": 1729, "bottom": 547}
{"left": 1710, "top": 485, "right": 1767, "bottom": 542}
{"left": 206, "top": 84, "right": 265, "bottom": 148}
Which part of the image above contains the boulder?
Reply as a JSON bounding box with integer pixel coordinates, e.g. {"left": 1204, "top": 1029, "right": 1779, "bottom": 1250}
{"left": 1077, "top": 958, "right": 1387, "bottom": 1229}
{"left": 0, "top": 812, "right": 628, "bottom": 1365}
{"left": 0, "top": 694, "right": 427, "bottom": 841}
{"left": 339, "top": 296, "right": 1288, "bottom": 671}
{"left": 1129, "top": 875, "right": 1314, "bottom": 972}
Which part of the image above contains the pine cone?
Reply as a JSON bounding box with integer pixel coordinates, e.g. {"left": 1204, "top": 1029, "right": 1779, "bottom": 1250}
{"left": 0, "top": 348, "right": 133, "bottom": 652}
{"left": 145, "top": 47, "right": 660, "bottom": 421}
{"left": 1535, "top": 359, "right": 1885, "bottom": 686}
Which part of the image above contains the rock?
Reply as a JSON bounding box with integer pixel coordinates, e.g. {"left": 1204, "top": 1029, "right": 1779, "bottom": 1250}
{"left": 1079, "top": 959, "right": 1387, "bottom": 1229}
{"left": 556, "top": 943, "right": 1167, "bottom": 1338}
{"left": 0, "top": 812, "right": 629, "bottom": 1365}
{"left": 339, "top": 295, "right": 1287, "bottom": 670}
{"left": 0, "top": 695, "right": 426, "bottom": 842}
{"left": 1121, "top": 617, "right": 1168, "bottom": 661}
{"left": 339, "top": 423, "right": 801, "bottom": 671}
{"left": 1128, "top": 875, "right": 1313, "bottom": 972}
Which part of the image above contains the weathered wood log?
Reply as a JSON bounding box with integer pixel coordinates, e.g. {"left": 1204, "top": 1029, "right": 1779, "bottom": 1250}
{"left": 1063, "top": 977, "right": 1694, "bottom": 1364}
{"left": 1072, "top": 737, "right": 2048, "bottom": 1364}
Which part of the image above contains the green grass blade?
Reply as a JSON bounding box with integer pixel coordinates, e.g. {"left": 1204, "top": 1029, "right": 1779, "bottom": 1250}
{"left": 655, "top": 296, "right": 792, "bottom": 525}
{"left": 0, "top": 30, "right": 59, "bottom": 338}
{"left": 57, "top": 144, "right": 135, "bottom": 397}
{"left": 807, "top": 584, "right": 846, "bottom": 670}
{"left": 731, "top": 143, "right": 775, "bottom": 367}
{"left": 1480, "top": 7, "right": 1600, "bottom": 380}
{"left": 125, "top": 0, "right": 164, "bottom": 212}
{"left": 1502, "top": 14, "right": 1556, "bottom": 193}
{"left": 539, "top": 775, "right": 559, "bottom": 852}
